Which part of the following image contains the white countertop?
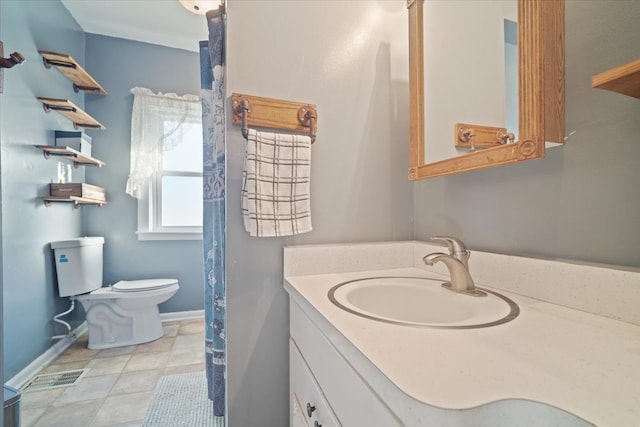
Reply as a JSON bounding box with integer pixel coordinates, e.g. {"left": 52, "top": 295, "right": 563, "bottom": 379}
{"left": 285, "top": 267, "right": 640, "bottom": 426}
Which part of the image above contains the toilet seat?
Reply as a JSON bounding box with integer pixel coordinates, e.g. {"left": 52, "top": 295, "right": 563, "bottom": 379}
{"left": 112, "top": 278, "right": 178, "bottom": 292}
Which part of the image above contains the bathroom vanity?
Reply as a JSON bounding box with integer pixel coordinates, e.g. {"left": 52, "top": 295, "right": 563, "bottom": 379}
{"left": 284, "top": 241, "right": 640, "bottom": 426}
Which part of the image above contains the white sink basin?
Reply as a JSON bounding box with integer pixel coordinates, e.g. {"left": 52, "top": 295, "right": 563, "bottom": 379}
{"left": 328, "top": 276, "right": 519, "bottom": 328}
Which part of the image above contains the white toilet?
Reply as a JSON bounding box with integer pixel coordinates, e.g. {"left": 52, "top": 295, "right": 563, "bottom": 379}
{"left": 50, "top": 237, "right": 180, "bottom": 350}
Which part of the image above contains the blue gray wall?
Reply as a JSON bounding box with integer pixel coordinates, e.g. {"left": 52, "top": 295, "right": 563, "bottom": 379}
{"left": 83, "top": 34, "right": 204, "bottom": 313}
{"left": 413, "top": 0, "right": 640, "bottom": 269}
{"left": 1, "top": 0, "right": 86, "bottom": 381}
{"left": 0, "top": 3, "right": 205, "bottom": 381}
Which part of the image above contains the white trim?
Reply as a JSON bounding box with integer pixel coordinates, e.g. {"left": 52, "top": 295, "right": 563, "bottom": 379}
{"left": 136, "top": 231, "right": 203, "bottom": 241}
{"left": 7, "top": 310, "right": 205, "bottom": 389}
{"left": 6, "top": 322, "right": 88, "bottom": 389}
{"left": 160, "top": 309, "right": 205, "bottom": 322}
{"left": 135, "top": 181, "right": 203, "bottom": 241}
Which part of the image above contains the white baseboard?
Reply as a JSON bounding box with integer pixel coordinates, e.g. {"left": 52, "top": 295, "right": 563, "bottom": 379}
{"left": 161, "top": 309, "right": 204, "bottom": 322}
{"left": 6, "top": 310, "right": 204, "bottom": 389}
{"left": 6, "top": 322, "right": 88, "bottom": 389}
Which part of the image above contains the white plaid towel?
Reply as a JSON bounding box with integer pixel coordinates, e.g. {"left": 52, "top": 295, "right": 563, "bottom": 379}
{"left": 241, "top": 129, "right": 312, "bottom": 237}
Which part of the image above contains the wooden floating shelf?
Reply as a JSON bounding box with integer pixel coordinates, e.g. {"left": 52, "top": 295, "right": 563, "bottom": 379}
{"left": 36, "top": 145, "right": 105, "bottom": 167}
{"left": 39, "top": 50, "right": 107, "bottom": 95}
{"left": 43, "top": 196, "right": 107, "bottom": 208}
{"left": 37, "top": 97, "right": 106, "bottom": 130}
{"left": 592, "top": 58, "right": 640, "bottom": 99}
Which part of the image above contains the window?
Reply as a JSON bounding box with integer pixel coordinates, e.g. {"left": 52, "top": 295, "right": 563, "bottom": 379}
{"left": 128, "top": 87, "right": 203, "bottom": 240}
{"left": 152, "top": 119, "right": 203, "bottom": 234}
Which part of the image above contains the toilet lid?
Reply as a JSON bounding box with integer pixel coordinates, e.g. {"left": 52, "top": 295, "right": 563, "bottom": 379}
{"left": 112, "top": 278, "right": 178, "bottom": 292}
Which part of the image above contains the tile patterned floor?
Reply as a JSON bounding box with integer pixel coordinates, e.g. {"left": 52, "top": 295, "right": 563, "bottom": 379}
{"left": 20, "top": 319, "right": 206, "bottom": 427}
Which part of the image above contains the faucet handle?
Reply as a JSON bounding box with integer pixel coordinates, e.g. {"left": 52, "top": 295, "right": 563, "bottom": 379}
{"left": 430, "top": 236, "right": 468, "bottom": 256}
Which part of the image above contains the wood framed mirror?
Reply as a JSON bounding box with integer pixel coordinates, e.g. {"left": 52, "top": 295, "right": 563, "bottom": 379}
{"left": 408, "top": 0, "right": 565, "bottom": 180}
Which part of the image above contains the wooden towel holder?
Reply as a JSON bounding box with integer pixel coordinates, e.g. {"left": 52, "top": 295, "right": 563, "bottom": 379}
{"left": 231, "top": 93, "right": 318, "bottom": 143}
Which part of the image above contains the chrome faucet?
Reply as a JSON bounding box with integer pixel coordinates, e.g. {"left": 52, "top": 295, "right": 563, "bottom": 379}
{"left": 431, "top": 236, "right": 470, "bottom": 267}
{"left": 423, "top": 236, "right": 486, "bottom": 297}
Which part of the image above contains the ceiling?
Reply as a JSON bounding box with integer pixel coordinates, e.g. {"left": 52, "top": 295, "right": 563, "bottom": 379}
{"left": 61, "top": 0, "right": 212, "bottom": 52}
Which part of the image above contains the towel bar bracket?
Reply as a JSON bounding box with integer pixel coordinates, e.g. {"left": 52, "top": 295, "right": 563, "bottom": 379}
{"left": 232, "top": 97, "right": 252, "bottom": 139}
{"left": 297, "top": 106, "right": 317, "bottom": 144}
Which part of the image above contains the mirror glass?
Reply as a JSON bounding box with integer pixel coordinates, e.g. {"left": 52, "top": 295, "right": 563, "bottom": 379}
{"left": 408, "top": 0, "right": 565, "bottom": 180}
{"left": 424, "top": 1, "right": 517, "bottom": 163}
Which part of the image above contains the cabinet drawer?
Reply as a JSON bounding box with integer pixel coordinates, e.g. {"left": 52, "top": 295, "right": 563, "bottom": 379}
{"left": 290, "top": 339, "right": 340, "bottom": 427}
{"left": 290, "top": 301, "right": 402, "bottom": 427}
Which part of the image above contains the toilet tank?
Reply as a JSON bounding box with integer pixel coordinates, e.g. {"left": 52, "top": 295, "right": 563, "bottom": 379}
{"left": 50, "top": 237, "right": 104, "bottom": 297}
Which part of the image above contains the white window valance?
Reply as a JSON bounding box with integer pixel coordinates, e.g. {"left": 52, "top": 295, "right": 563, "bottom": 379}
{"left": 126, "top": 87, "right": 201, "bottom": 199}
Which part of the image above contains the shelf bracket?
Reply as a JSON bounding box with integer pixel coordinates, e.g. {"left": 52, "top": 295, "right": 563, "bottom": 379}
{"left": 42, "top": 197, "right": 106, "bottom": 209}
{"left": 42, "top": 57, "right": 76, "bottom": 70}
{"left": 1, "top": 41, "right": 26, "bottom": 94}
{"left": 35, "top": 145, "right": 106, "bottom": 167}
{"left": 42, "top": 199, "right": 81, "bottom": 209}
{"left": 42, "top": 103, "right": 76, "bottom": 114}
{"left": 39, "top": 50, "right": 107, "bottom": 95}
{"left": 37, "top": 98, "right": 106, "bottom": 130}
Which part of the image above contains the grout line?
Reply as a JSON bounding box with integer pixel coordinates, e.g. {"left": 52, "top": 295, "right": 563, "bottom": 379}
{"left": 21, "top": 319, "right": 206, "bottom": 427}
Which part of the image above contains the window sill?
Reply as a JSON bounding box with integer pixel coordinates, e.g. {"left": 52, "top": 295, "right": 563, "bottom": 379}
{"left": 136, "top": 231, "right": 203, "bottom": 241}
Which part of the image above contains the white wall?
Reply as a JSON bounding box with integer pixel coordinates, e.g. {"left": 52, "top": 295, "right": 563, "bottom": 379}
{"left": 226, "top": 1, "right": 412, "bottom": 425}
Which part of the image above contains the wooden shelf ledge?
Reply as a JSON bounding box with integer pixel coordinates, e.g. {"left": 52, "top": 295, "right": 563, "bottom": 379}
{"left": 592, "top": 58, "right": 640, "bottom": 99}
{"left": 37, "top": 98, "right": 106, "bottom": 130}
{"left": 43, "top": 196, "right": 107, "bottom": 208}
{"left": 39, "top": 50, "right": 107, "bottom": 95}
{"left": 36, "top": 145, "right": 105, "bottom": 167}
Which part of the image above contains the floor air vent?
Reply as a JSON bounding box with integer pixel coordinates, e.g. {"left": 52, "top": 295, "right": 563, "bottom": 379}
{"left": 22, "top": 369, "right": 88, "bottom": 392}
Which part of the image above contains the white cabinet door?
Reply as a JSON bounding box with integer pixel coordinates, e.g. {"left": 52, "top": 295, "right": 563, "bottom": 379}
{"left": 292, "top": 393, "right": 310, "bottom": 427}
{"left": 290, "top": 301, "right": 403, "bottom": 427}
{"left": 290, "top": 339, "right": 341, "bottom": 427}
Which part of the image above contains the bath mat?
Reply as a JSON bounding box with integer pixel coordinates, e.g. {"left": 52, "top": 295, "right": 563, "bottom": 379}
{"left": 142, "top": 371, "right": 222, "bottom": 427}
